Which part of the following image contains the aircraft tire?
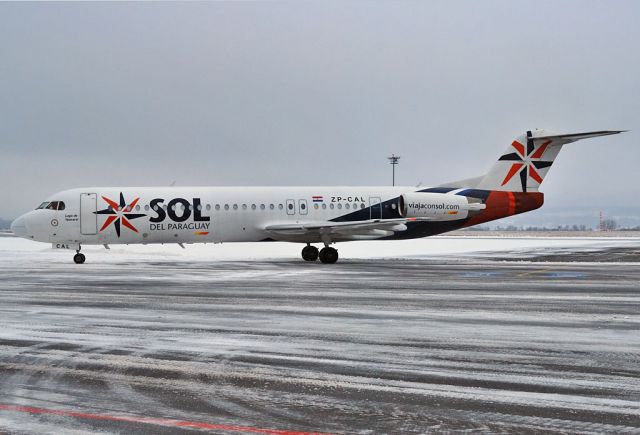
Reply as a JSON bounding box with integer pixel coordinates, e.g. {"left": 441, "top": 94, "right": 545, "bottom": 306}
{"left": 319, "top": 247, "right": 338, "bottom": 264}
{"left": 73, "top": 253, "right": 86, "bottom": 264}
{"left": 302, "top": 245, "right": 319, "bottom": 261}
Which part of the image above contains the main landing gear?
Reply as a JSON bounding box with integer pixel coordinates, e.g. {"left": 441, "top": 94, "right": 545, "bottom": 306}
{"left": 319, "top": 246, "right": 338, "bottom": 264}
{"left": 301, "top": 244, "right": 319, "bottom": 261}
{"left": 301, "top": 244, "right": 338, "bottom": 264}
{"left": 73, "top": 247, "right": 86, "bottom": 264}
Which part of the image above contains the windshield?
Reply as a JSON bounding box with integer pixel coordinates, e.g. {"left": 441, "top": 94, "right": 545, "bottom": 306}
{"left": 37, "top": 201, "right": 66, "bottom": 211}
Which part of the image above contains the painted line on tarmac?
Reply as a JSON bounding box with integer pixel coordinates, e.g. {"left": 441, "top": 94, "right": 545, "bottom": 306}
{"left": 0, "top": 404, "right": 334, "bottom": 435}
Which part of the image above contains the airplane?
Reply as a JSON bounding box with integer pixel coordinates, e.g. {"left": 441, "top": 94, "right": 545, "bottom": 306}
{"left": 10, "top": 129, "right": 624, "bottom": 264}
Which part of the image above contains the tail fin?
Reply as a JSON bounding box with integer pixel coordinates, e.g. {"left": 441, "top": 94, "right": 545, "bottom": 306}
{"left": 476, "top": 129, "right": 625, "bottom": 192}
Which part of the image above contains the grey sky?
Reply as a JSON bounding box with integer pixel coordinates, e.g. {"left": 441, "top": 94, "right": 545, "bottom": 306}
{"left": 1, "top": 0, "right": 638, "bottom": 219}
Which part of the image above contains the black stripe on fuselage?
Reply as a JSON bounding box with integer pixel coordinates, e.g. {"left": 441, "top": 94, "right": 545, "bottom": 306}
{"left": 455, "top": 189, "right": 491, "bottom": 200}
{"left": 418, "top": 187, "right": 457, "bottom": 193}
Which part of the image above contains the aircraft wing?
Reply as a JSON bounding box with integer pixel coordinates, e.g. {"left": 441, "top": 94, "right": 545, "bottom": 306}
{"left": 264, "top": 217, "right": 430, "bottom": 237}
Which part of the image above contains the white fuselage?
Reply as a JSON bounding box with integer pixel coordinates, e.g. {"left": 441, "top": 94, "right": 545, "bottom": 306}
{"left": 12, "top": 186, "right": 430, "bottom": 247}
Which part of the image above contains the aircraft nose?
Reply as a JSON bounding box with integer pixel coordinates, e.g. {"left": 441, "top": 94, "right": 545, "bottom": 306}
{"left": 10, "top": 215, "right": 27, "bottom": 238}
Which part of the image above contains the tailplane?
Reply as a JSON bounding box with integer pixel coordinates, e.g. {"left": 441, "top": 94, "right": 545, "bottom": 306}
{"left": 475, "top": 129, "right": 625, "bottom": 192}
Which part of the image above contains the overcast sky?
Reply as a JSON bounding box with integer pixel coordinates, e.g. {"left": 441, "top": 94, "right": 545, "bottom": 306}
{"left": 1, "top": 0, "right": 638, "bottom": 219}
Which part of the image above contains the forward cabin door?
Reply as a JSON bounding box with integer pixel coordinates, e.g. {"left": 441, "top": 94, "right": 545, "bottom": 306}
{"left": 369, "top": 197, "right": 382, "bottom": 219}
{"left": 80, "top": 193, "right": 98, "bottom": 235}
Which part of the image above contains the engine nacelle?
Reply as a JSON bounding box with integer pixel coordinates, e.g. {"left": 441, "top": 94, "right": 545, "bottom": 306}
{"left": 398, "top": 192, "right": 485, "bottom": 220}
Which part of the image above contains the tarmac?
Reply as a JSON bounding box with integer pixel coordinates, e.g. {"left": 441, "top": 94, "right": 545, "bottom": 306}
{"left": 0, "top": 238, "right": 639, "bottom": 434}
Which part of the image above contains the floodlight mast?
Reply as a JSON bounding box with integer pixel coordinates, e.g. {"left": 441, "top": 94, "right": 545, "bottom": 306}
{"left": 387, "top": 154, "right": 400, "bottom": 186}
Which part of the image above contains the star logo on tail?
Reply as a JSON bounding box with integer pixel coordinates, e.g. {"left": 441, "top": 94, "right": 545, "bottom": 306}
{"left": 499, "top": 139, "right": 553, "bottom": 192}
{"left": 95, "top": 192, "right": 146, "bottom": 237}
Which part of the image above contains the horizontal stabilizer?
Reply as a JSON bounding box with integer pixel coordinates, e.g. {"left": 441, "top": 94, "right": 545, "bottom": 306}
{"left": 533, "top": 130, "right": 626, "bottom": 142}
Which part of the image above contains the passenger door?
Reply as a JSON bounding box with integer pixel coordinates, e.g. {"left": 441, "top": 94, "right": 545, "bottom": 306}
{"left": 80, "top": 193, "right": 98, "bottom": 235}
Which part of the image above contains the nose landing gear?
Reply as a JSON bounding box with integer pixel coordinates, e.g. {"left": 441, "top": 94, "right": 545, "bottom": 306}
{"left": 73, "top": 248, "right": 86, "bottom": 264}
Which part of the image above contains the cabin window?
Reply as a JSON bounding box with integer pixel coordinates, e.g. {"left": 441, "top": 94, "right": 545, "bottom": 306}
{"left": 135, "top": 205, "right": 141, "bottom": 211}
{"left": 251, "top": 204, "right": 256, "bottom": 210}
{"left": 206, "top": 204, "right": 211, "bottom": 211}
{"left": 314, "top": 204, "right": 319, "bottom": 210}
{"left": 215, "top": 204, "right": 220, "bottom": 211}
{"left": 278, "top": 204, "right": 284, "bottom": 210}
{"left": 269, "top": 204, "right": 274, "bottom": 210}
{"left": 322, "top": 204, "right": 327, "bottom": 209}
{"left": 224, "top": 204, "right": 229, "bottom": 210}
{"left": 260, "top": 204, "right": 265, "bottom": 210}
{"left": 287, "top": 203, "right": 294, "bottom": 211}
{"left": 330, "top": 204, "right": 334, "bottom": 209}
{"left": 337, "top": 203, "right": 342, "bottom": 209}
{"left": 233, "top": 204, "right": 238, "bottom": 210}
{"left": 345, "top": 204, "right": 350, "bottom": 209}
{"left": 361, "top": 203, "right": 365, "bottom": 209}
{"left": 242, "top": 204, "right": 247, "bottom": 210}
{"left": 144, "top": 205, "right": 149, "bottom": 211}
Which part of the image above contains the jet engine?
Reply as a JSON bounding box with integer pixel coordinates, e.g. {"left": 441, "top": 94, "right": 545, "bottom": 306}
{"left": 398, "top": 192, "right": 485, "bottom": 220}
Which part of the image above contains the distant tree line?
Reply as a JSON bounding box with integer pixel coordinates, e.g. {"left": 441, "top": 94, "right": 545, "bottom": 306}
{"left": 465, "top": 221, "right": 640, "bottom": 232}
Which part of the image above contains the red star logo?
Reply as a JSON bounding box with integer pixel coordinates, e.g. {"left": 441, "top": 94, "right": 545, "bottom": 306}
{"left": 499, "top": 139, "right": 553, "bottom": 192}
{"left": 95, "top": 192, "right": 146, "bottom": 237}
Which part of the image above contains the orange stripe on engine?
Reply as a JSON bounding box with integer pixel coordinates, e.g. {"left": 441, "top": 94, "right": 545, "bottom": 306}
{"left": 194, "top": 231, "right": 209, "bottom": 236}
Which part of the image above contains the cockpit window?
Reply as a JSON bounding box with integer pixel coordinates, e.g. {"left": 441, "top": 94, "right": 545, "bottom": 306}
{"left": 46, "top": 201, "right": 59, "bottom": 210}
{"left": 58, "top": 201, "right": 65, "bottom": 210}
{"left": 36, "top": 202, "right": 49, "bottom": 210}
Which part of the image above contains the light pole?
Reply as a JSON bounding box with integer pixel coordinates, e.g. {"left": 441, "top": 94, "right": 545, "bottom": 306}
{"left": 387, "top": 154, "right": 400, "bottom": 186}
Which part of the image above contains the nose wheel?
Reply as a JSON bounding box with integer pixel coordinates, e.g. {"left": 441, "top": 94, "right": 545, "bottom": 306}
{"left": 73, "top": 251, "right": 86, "bottom": 264}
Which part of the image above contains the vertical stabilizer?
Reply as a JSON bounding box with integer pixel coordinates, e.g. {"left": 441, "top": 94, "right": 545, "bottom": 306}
{"left": 476, "top": 129, "right": 624, "bottom": 192}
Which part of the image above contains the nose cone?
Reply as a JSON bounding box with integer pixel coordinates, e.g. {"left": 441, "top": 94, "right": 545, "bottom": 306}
{"left": 10, "top": 215, "right": 27, "bottom": 238}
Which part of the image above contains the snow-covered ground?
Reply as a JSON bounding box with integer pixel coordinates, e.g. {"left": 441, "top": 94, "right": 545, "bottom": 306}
{"left": 2, "top": 234, "right": 639, "bottom": 264}
{"left": 0, "top": 236, "right": 639, "bottom": 433}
